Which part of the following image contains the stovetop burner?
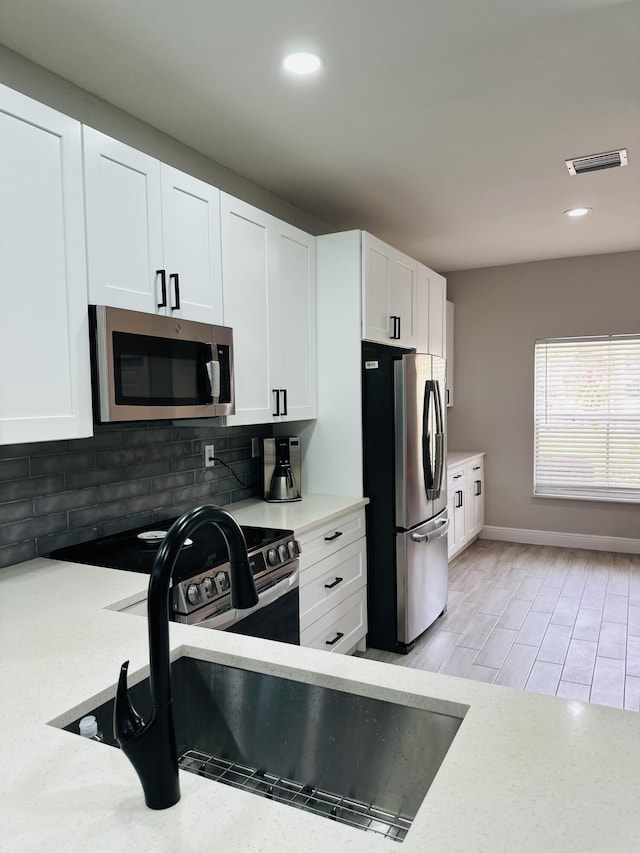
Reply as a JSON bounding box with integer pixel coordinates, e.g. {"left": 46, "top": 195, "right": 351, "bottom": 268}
{"left": 49, "top": 517, "right": 294, "bottom": 585}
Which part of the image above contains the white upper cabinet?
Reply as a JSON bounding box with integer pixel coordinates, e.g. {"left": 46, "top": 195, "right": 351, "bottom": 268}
{"left": 221, "top": 194, "right": 316, "bottom": 426}
{"left": 362, "top": 232, "right": 416, "bottom": 348}
{"left": 0, "top": 84, "right": 92, "bottom": 444}
{"left": 221, "top": 195, "right": 275, "bottom": 424}
{"left": 275, "top": 221, "right": 316, "bottom": 421}
{"left": 390, "top": 248, "right": 417, "bottom": 348}
{"left": 416, "top": 263, "right": 447, "bottom": 357}
{"left": 446, "top": 300, "right": 454, "bottom": 406}
{"left": 83, "top": 128, "right": 223, "bottom": 323}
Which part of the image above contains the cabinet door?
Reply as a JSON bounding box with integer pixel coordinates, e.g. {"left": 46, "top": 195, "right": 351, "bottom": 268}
{"left": 362, "top": 232, "right": 393, "bottom": 344}
{"left": 275, "top": 221, "right": 316, "bottom": 421}
{"left": 428, "top": 271, "right": 447, "bottom": 359}
{"left": 0, "top": 85, "right": 92, "bottom": 443}
{"left": 467, "top": 457, "right": 485, "bottom": 537}
{"left": 390, "top": 248, "right": 416, "bottom": 348}
{"left": 83, "top": 127, "right": 164, "bottom": 313}
{"left": 450, "top": 466, "right": 467, "bottom": 550}
{"left": 221, "top": 193, "right": 278, "bottom": 425}
{"left": 446, "top": 300, "right": 454, "bottom": 407}
{"left": 160, "top": 165, "right": 223, "bottom": 324}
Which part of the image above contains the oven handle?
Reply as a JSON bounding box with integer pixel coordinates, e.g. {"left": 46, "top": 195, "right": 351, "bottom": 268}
{"left": 194, "top": 566, "right": 299, "bottom": 630}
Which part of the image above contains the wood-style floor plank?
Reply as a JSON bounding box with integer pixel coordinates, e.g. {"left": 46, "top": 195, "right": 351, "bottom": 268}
{"left": 358, "top": 539, "right": 640, "bottom": 710}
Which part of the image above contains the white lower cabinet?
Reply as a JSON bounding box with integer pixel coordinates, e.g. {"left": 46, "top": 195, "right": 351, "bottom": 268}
{"left": 447, "top": 465, "right": 467, "bottom": 558}
{"left": 298, "top": 509, "right": 367, "bottom": 654}
{"left": 447, "top": 453, "right": 485, "bottom": 560}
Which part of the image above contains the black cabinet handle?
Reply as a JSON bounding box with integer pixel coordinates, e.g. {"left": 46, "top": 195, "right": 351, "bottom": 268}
{"left": 455, "top": 489, "right": 463, "bottom": 508}
{"left": 475, "top": 480, "right": 482, "bottom": 496}
{"left": 397, "top": 315, "right": 401, "bottom": 339}
{"left": 169, "top": 273, "right": 180, "bottom": 310}
{"left": 325, "top": 631, "right": 344, "bottom": 646}
{"left": 156, "top": 269, "right": 167, "bottom": 308}
{"left": 473, "top": 465, "right": 481, "bottom": 471}
{"left": 446, "top": 389, "right": 450, "bottom": 405}
{"left": 324, "top": 577, "right": 344, "bottom": 589}
{"left": 390, "top": 315, "right": 400, "bottom": 339}
{"left": 281, "top": 389, "right": 288, "bottom": 416}
{"left": 324, "top": 531, "right": 343, "bottom": 542}
{"left": 272, "top": 389, "right": 280, "bottom": 416}
{"left": 453, "top": 473, "right": 463, "bottom": 479}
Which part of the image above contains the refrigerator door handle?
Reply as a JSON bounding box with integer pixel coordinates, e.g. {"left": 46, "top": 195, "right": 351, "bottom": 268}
{"left": 432, "top": 380, "right": 445, "bottom": 500}
{"left": 411, "top": 519, "right": 449, "bottom": 543}
{"left": 422, "top": 380, "right": 437, "bottom": 500}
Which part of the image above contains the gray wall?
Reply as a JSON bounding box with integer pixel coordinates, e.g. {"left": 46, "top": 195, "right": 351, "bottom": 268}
{"left": 0, "top": 421, "right": 272, "bottom": 568}
{"left": 446, "top": 250, "right": 640, "bottom": 542}
{"left": 0, "top": 44, "right": 334, "bottom": 236}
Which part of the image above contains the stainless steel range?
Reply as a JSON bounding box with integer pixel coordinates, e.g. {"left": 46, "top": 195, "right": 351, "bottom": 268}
{"left": 49, "top": 516, "right": 301, "bottom": 644}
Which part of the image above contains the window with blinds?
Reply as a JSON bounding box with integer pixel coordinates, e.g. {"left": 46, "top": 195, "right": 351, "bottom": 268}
{"left": 534, "top": 335, "right": 640, "bottom": 502}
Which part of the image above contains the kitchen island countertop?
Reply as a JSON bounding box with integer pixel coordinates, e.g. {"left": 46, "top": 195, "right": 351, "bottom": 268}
{"left": 2, "top": 501, "right": 640, "bottom": 851}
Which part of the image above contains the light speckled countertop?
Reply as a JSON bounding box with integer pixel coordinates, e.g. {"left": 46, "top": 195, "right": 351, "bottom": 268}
{"left": 2, "top": 494, "right": 640, "bottom": 852}
{"left": 448, "top": 450, "right": 485, "bottom": 467}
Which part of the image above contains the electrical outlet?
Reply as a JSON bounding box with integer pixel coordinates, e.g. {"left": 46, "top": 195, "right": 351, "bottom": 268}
{"left": 204, "top": 444, "right": 215, "bottom": 468}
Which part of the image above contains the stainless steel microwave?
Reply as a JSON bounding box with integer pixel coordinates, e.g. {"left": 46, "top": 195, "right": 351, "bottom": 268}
{"left": 89, "top": 306, "right": 235, "bottom": 422}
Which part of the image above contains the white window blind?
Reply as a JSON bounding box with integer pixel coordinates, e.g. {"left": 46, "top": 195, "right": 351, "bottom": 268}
{"left": 534, "top": 335, "right": 640, "bottom": 502}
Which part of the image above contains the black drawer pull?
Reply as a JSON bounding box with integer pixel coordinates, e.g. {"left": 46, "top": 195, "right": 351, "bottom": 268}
{"left": 325, "top": 631, "right": 344, "bottom": 646}
{"left": 324, "top": 576, "right": 344, "bottom": 590}
{"left": 473, "top": 465, "right": 481, "bottom": 471}
{"left": 272, "top": 389, "right": 280, "bottom": 416}
{"left": 453, "top": 473, "right": 463, "bottom": 479}
{"left": 324, "top": 531, "right": 343, "bottom": 542}
{"left": 475, "top": 480, "right": 482, "bottom": 496}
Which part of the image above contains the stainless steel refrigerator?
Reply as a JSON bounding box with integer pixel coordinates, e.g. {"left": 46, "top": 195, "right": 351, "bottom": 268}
{"left": 362, "top": 343, "right": 448, "bottom": 653}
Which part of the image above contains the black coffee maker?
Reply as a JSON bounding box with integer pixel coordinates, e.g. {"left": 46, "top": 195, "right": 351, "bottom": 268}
{"left": 262, "top": 437, "right": 302, "bottom": 503}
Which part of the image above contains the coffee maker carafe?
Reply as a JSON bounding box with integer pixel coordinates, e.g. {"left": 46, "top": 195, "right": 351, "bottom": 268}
{"left": 262, "top": 437, "right": 302, "bottom": 503}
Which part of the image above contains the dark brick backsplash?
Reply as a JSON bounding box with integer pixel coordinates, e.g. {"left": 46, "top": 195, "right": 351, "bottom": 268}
{"left": 0, "top": 421, "right": 273, "bottom": 569}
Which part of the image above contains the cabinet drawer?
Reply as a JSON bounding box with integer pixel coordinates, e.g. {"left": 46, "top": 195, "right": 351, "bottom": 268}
{"left": 300, "top": 588, "right": 367, "bottom": 654}
{"left": 466, "top": 456, "right": 484, "bottom": 480}
{"left": 300, "top": 538, "right": 366, "bottom": 632}
{"left": 298, "top": 509, "right": 366, "bottom": 571}
{"left": 447, "top": 465, "right": 466, "bottom": 490}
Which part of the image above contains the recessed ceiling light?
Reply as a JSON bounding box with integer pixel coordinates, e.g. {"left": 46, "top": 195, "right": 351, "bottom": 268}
{"left": 283, "top": 52, "right": 323, "bottom": 75}
{"left": 563, "top": 207, "right": 592, "bottom": 217}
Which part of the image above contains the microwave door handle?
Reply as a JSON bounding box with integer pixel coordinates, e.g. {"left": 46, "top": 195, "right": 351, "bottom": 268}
{"left": 197, "top": 344, "right": 215, "bottom": 403}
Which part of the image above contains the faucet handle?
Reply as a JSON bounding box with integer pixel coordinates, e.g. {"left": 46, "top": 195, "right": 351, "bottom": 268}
{"left": 114, "top": 661, "right": 145, "bottom": 744}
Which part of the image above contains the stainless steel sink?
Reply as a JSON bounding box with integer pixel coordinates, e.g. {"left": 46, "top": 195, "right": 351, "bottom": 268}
{"left": 62, "top": 656, "right": 463, "bottom": 842}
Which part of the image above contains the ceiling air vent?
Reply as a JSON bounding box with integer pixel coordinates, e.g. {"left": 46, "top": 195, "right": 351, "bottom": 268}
{"left": 565, "top": 149, "right": 628, "bottom": 176}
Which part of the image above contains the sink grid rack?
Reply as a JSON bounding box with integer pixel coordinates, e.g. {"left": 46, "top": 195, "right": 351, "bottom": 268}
{"left": 179, "top": 749, "right": 412, "bottom": 842}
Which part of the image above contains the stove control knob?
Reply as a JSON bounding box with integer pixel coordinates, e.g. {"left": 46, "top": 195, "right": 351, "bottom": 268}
{"left": 186, "top": 583, "right": 201, "bottom": 605}
{"left": 216, "top": 571, "right": 230, "bottom": 591}
{"left": 202, "top": 577, "right": 215, "bottom": 598}
{"left": 287, "top": 539, "right": 300, "bottom": 558}
{"left": 267, "top": 548, "right": 279, "bottom": 566}
{"left": 278, "top": 543, "right": 288, "bottom": 562}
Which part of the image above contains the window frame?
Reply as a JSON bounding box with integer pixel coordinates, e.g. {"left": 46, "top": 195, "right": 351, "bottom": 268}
{"left": 532, "top": 333, "right": 640, "bottom": 503}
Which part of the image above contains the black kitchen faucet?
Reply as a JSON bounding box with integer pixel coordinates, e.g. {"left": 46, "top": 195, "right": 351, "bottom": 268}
{"left": 113, "top": 505, "right": 258, "bottom": 809}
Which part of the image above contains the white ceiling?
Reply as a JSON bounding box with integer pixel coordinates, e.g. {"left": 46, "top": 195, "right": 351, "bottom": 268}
{"left": 1, "top": 0, "right": 639, "bottom": 271}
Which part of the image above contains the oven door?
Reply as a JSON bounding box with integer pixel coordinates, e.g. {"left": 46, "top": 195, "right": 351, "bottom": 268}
{"left": 194, "top": 566, "right": 300, "bottom": 645}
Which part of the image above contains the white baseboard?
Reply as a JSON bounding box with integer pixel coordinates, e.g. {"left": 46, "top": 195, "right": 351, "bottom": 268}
{"left": 480, "top": 525, "right": 640, "bottom": 555}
